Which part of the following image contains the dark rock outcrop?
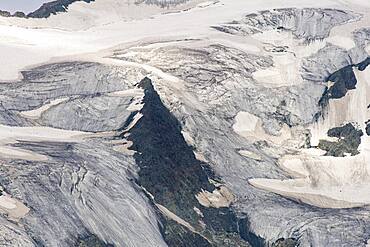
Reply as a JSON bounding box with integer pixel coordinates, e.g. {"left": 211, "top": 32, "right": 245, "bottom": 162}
{"left": 1, "top": 0, "right": 190, "bottom": 19}
{"left": 0, "top": 10, "right": 25, "bottom": 18}
{"left": 357, "top": 57, "right": 370, "bottom": 71}
{"left": 0, "top": 0, "right": 94, "bottom": 18}
{"left": 272, "top": 238, "right": 299, "bottom": 247}
{"left": 28, "top": 0, "right": 95, "bottom": 18}
{"left": 325, "top": 66, "right": 357, "bottom": 99}
{"left": 0, "top": 10, "right": 11, "bottom": 17}
{"left": 123, "top": 77, "right": 252, "bottom": 246}
{"left": 318, "top": 123, "right": 363, "bottom": 156}
{"left": 319, "top": 56, "right": 370, "bottom": 108}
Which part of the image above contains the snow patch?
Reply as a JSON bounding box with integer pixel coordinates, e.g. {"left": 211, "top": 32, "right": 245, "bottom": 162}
{"left": 0, "top": 192, "right": 29, "bottom": 221}
{"left": 0, "top": 125, "right": 90, "bottom": 161}
{"left": 326, "top": 35, "right": 356, "bottom": 50}
{"left": 249, "top": 65, "right": 370, "bottom": 209}
{"left": 233, "top": 111, "right": 291, "bottom": 145}
{"left": 238, "top": 150, "right": 262, "bottom": 161}
{"left": 233, "top": 111, "right": 259, "bottom": 133}
{"left": 310, "top": 68, "right": 370, "bottom": 146}
{"left": 21, "top": 97, "right": 69, "bottom": 119}
{"left": 195, "top": 186, "right": 234, "bottom": 208}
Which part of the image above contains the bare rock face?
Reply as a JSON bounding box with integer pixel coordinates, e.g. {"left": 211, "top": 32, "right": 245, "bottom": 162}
{"left": 318, "top": 123, "right": 363, "bottom": 156}
{"left": 28, "top": 0, "right": 95, "bottom": 18}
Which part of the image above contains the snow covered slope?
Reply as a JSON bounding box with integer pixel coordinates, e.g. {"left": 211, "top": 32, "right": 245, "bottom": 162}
{"left": 0, "top": 0, "right": 370, "bottom": 246}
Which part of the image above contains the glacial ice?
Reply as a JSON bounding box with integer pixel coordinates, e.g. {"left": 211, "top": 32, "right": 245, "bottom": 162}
{"left": 0, "top": 0, "right": 370, "bottom": 246}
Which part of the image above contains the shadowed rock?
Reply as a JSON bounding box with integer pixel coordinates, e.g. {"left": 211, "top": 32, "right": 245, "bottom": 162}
{"left": 124, "top": 77, "right": 251, "bottom": 246}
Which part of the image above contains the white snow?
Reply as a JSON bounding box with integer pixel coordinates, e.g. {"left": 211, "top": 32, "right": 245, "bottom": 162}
{"left": 123, "top": 112, "right": 143, "bottom": 132}
{"left": 310, "top": 68, "right": 370, "bottom": 146}
{"left": 0, "top": 193, "right": 29, "bottom": 221}
{"left": 233, "top": 111, "right": 259, "bottom": 133}
{"left": 195, "top": 186, "right": 234, "bottom": 208}
{"left": 0, "top": 0, "right": 51, "bottom": 14}
{"left": 0, "top": 125, "right": 90, "bottom": 160}
{"left": 0, "top": 125, "right": 89, "bottom": 142}
{"left": 246, "top": 3, "right": 370, "bottom": 208}
{"left": 155, "top": 203, "right": 197, "bottom": 233}
{"left": 250, "top": 146, "right": 370, "bottom": 209}
{"left": 108, "top": 88, "right": 144, "bottom": 97}
{"left": 337, "top": 0, "right": 370, "bottom": 8}
{"left": 0, "top": 0, "right": 368, "bottom": 214}
{"left": 20, "top": 97, "right": 69, "bottom": 119}
{"left": 0, "top": 195, "right": 16, "bottom": 209}
{"left": 0, "top": 146, "right": 48, "bottom": 161}
{"left": 233, "top": 111, "right": 291, "bottom": 145}
{"left": 326, "top": 35, "right": 356, "bottom": 50}
{"left": 251, "top": 30, "right": 329, "bottom": 87}
{"left": 182, "top": 130, "right": 196, "bottom": 146}
{"left": 238, "top": 150, "right": 262, "bottom": 161}
{"left": 250, "top": 68, "right": 370, "bottom": 209}
{"left": 0, "top": 0, "right": 341, "bottom": 82}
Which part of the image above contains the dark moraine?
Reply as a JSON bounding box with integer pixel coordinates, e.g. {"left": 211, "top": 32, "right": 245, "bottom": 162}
{"left": 121, "top": 77, "right": 253, "bottom": 246}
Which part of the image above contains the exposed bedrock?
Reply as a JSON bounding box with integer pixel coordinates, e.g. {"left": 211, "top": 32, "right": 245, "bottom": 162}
{"left": 357, "top": 57, "right": 370, "bottom": 71}
{"left": 114, "top": 44, "right": 322, "bottom": 134}
{"left": 0, "top": 6, "right": 368, "bottom": 246}
{"left": 28, "top": 0, "right": 95, "bottom": 18}
{"left": 0, "top": 0, "right": 192, "bottom": 19}
{"left": 316, "top": 56, "right": 370, "bottom": 110}
{"left": 0, "top": 10, "right": 26, "bottom": 18}
{"left": 318, "top": 123, "right": 363, "bottom": 156}
{"left": 123, "top": 77, "right": 251, "bottom": 246}
{"left": 110, "top": 32, "right": 370, "bottom": 244}
{"left": 325, "top": 65, "right": 357, "bottom": 99}
{"left": 0, "top": 0, "right": 94, "bottom": 18}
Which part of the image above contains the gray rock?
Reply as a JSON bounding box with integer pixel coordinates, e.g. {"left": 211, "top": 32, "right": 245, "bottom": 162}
{"left": 213, "top": 8, "right": 359, "bottom": 42}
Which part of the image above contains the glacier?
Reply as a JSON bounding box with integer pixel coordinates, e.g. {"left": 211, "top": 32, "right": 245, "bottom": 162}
{"left": 0, "top": 0, "right": 369, "bottom": 246}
